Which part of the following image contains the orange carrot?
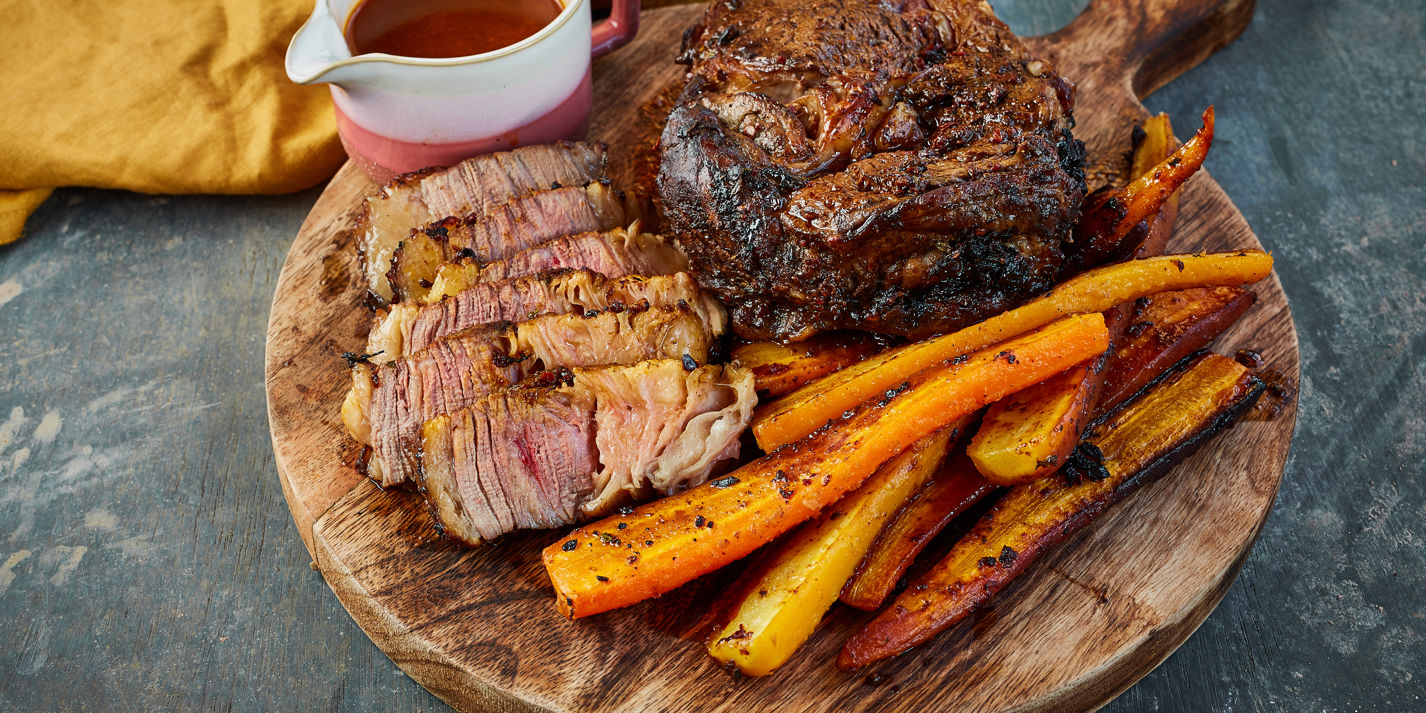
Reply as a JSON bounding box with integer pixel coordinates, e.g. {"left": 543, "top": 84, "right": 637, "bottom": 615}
{"left": 542, "top": 314, "right": 1111, "bottom": 618}
{"left": 1116, "top": 109, "right": 1205, "bottom": 236}
{"left": 1132, "top": 114, "right": 1181, "bottom": 203}
{"left": 752, "top": 250, "right": 1274, "bottom": 451}
{"left": 1129, "top": 112, "right": 1182, "bottom": 260}
{"left": 1069, "top": 108, "right": 1210, "bottom": 270}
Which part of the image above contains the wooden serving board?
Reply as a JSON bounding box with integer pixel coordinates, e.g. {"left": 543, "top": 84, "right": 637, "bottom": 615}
{"left": 264, "top": 0, "right": 1297, "bottom": 710}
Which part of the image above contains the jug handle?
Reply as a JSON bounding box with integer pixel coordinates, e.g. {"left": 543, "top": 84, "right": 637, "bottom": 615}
{"left": 591, "top": 0, "right": 640, "bottom": 58}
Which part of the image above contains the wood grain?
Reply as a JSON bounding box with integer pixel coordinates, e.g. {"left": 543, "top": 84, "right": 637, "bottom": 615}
{"left": 264, "top": 1, "right": 1299, "bottom": 711}
{"left": 265, "top": 160, "right": 374, "bottom": 555}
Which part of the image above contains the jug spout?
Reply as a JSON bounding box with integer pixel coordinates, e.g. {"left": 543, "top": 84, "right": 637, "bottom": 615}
{"left": 286, "top": 1, "right": 356, "bottom": 85}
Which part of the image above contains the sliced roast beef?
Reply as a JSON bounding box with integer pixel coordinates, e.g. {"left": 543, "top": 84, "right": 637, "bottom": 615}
{"left": 365, "top": 270, "right": 727, "bottom": 362}
{"left": 388, "top": 182, "right": 632, "bottom": 303}
{"left": 576, "top": 361, "right": 755, "bottom": 514}
{"left": 419, "top": 386, "right": 599, "bottom": 540}
{"left": 419, "top": 360, "right": 755, "bottom": 543}
{"left": 344, "top": 305, "right": 717, "bottom": 487}
{"left": 359, "top": 141, "right": 607, "bottom": 306}
{"left": 424, "top": 227, "right": 689, "bottom": 300}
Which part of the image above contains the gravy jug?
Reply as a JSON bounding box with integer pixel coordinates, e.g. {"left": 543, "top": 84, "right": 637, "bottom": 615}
{"left": 286, "top": 0, "right": 639, "bottom": 182}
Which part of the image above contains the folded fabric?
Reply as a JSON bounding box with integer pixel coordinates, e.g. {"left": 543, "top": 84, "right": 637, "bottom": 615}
{"left": 0, "top": 0, "right": 347, "bottom": 244}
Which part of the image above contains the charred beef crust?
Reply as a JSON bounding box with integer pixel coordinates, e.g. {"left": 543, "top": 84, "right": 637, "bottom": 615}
{"left": 658, "top": 0, "right": 1087, "bottom": 341}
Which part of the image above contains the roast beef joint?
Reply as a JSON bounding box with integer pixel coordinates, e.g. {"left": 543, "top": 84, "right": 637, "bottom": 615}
{"left": 658, "top": 0, "right": 1088, "bottom": 342}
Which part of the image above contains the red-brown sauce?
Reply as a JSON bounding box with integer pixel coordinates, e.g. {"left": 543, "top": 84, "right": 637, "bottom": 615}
{"left": 346, "top": 0, "right": 565, "bottom": 58}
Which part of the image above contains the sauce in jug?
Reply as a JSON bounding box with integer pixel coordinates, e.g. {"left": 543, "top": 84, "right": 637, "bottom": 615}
{"left": 346, "top": 0, "right": 566, "bottom": 58}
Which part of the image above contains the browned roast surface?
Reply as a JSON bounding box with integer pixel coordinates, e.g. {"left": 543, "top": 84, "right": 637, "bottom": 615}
{"left": 461, "top": 228, "right": 688, "bottom": 285}
{"left": 420, "top": 227, "right": 690, "bottom": 302}
{"left": 657, "top": 0, "right": 1086, "bottom": 341}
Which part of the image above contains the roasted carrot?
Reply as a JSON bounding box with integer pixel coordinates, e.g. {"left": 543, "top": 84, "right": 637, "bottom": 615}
{"left": 967, "top": 364, "right": 1102, "bottom": 484}
{"left": 1113, "top": 109, "right": 1206, "bottom": 233}
{"left": 542, "top": 313, "right": 1111, "bottom": 618}
{"left": 1069, "top": 108, "right": 1211, "bottom": 270}
{"left": 965, "top": 113, "right": 1186, "bottom": 485}
{"left": 840, "top": 449, "right": 995, "bottom": 611}
{"left": 1133, "top": 114, "right": 1181, "bottom": 199}
{"left": 839, "top": 353, "right": 1265, "bottom": 670}
{"left": 752, "top": 250, "right": 1274, "bottom": 451}
{"left": 732, "top": 332, "right": 887, "bottom": 399}
{"left": 707, "top": 424, "right": 961, "bottom": 676}
{"left": 1098, "top": 286, "right": 1257, "bottom": 415}
{"left": 1131, "top": 113, "right": 1182, "bottom": 259}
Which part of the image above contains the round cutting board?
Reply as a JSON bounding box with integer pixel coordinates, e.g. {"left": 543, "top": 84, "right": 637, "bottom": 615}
{"left": 264, "top": 1, "right": 1298, "bottom": 711}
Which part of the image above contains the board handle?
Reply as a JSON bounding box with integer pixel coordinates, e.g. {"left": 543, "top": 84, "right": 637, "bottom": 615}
{"left": 1041, "top": 0, "right": 1257, "bottom": 99}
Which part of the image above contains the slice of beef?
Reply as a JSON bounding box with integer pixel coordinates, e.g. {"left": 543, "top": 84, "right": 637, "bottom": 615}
{"left": 657, "top": 0, "right": 1085, "bottom": 341}
{"left": 346, "top": 305, "right": 716, "bottom": 487}
{"left": 419, "top": 360, "right": 755, "bottom": 543}
{"left": 420, "top": 385, "right": 599, "bottom": 538}
{"left": 426, "top": 228, "right": 690, "bottom": 300}
{"left": 577, "top": 361, "right": 754, "bottom": 514}
{"left": 387, "top": 182, "right": 632, "bottom": 303}
{"left": 366, "top": 270, "right": 727, "bottom": 361}
{"left": 358, "top": 141, "right": 607, "bottom": 306}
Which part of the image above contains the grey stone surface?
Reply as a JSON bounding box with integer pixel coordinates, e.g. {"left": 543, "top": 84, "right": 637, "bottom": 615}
{"left": 0, "top": 0, "right": 1421, "bottom": 710}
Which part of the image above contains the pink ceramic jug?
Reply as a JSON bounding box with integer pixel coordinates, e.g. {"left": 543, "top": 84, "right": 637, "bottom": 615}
{"left": 286, "top": 0, "right": 639, "bottom": 182}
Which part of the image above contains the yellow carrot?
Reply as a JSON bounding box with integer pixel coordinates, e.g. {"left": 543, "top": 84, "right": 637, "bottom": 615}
{"left": 967, "top": 364, "right": 1102, "bottom": 484}
{"left": 708, "top": 425, "right": 959, "bottom": 676}
{"left": 966, "top": 112, "right": 1190, "bottom": 485}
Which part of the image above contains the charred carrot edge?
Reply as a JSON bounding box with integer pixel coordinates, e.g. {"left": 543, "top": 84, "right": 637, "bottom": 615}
{"left": 1133, "top": 115, "right": 1181, "bottom": 202}
{"left": 732, "top": 333, "right": 887, "bottom": 399}
{"left": 838, "top": 353, "right": 1265, "bottom": 670}
{"left": 1073, "top": 109, "right": 1210, "bottom": 266}
{"left": 752, "top": 250, "right": 1273, "bottom": 451}
{"left": 542, "top": 314, "right": 1111, "bottom": 619}
{"left": 707, "top": 425, "right": 961, "bottom": 676}
{"left": 1113, "top": 107, "right": 1211, "bottom": 237}
{"left": 1130, "top": 113, "right": 1182, "bottom": 258}
{"left": 1097, "top": 286, "right": 1257, "bottom": 416}
{"left": 840, "top": 449, "right": 995, "bottom": 611}
{"left": 965, "top": 113, "right": 1186, "bottom": 485}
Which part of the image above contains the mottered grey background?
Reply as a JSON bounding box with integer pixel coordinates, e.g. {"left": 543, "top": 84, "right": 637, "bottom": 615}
{"left": 0, "top": 0, "right": 1422, "bottom": 709}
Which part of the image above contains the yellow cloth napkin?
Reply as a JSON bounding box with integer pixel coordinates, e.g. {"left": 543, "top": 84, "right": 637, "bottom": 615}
{"left": 0, "top": 0, "right": 346, "bottom": 244}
